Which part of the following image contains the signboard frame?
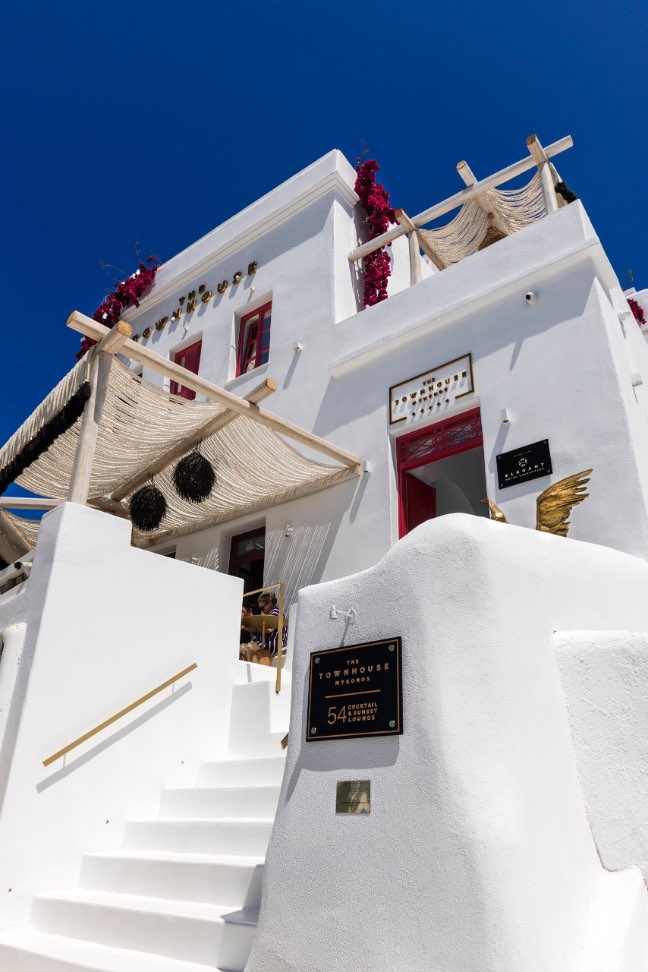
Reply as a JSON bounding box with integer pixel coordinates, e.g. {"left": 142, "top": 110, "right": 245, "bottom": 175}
{"left": 305, "top": 637, "right": 403, "bottom": 742}
{"left": 389, "top": 353, "right": 474, "bottom": 426}
{"left": 496, "top": 439, "right": 553, "bottom": 489}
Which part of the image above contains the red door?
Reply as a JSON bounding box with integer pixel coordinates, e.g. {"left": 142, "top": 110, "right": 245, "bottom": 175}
{"left": 397, "top": 407, "right": 483, "bottom": 538}
{"left": 402, "top": 474, "right": 437, "bottom": 533}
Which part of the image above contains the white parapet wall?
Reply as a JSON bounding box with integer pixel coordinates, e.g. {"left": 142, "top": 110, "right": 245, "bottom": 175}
{"left": 248, "top": 514, "right": 648, "bottom": 972}
{"left": 555, "top": 630, "right": 648, "bottom": 879}
{"left": 0, "top": 502, "right": 242, "bottom": 930}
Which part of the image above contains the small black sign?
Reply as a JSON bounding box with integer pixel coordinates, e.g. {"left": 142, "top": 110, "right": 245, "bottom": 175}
{"left": 306, "top": 638, "right": 403, "bottom": 742}
{"left": 496, "top": 439, "right": 552, "bottom": 489}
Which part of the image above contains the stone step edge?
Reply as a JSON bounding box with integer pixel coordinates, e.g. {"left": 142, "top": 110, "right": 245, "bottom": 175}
{"left": 35, "top": 887, "right": 261, "bottom": 925}
{"left": 0, "top": 928, "right": 231, "bottom": 971}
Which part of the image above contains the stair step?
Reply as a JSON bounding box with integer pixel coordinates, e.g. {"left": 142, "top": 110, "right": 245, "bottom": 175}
{"left": 32, "top": 889, "right": 258, "bottom": 968}
{"left": 0, "top": 928, "right": 229, "bottom": 971}
{"left": 197, "top": 755, "right": 285, "bottom": 787}
{"left": 80, "top": 851, "right": 264, "bottom": 908}
{"left": 124, "top": 818, "right": 274, "bottom": 857}
{"left": 160, "top": 784, "right": 281, "bottom": 820}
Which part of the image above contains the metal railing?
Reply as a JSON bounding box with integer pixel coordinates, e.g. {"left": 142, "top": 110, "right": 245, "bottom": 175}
{"left": 42, "top": 663, "right": 197, "bottom": 767}
{"left": 243, "top": 582, "right": 285, "bottom": 694}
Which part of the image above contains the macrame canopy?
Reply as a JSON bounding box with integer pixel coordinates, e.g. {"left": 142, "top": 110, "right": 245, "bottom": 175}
{"left": 0, "top": 315, "right": 362, "bottom": 551}
{"left": 350, "top": 133, "right": 575, "bottom": 285}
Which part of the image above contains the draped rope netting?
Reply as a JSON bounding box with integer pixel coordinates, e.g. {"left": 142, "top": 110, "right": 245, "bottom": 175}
{"left": 416, "top": 171, "right": 547, "bottom": 268}
{"left": 0, "top": 511, "right": 39, "bottom": 563}
{"left": 0, "top": 353, "right": 354, "bottom": 549}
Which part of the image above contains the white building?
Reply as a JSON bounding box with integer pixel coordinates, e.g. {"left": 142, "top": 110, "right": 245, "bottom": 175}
{"left": 1, "top": 134, "right": 648, "bottom": 970}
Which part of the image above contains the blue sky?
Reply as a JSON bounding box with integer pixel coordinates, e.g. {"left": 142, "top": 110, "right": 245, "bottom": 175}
{"left": 1, "top": 0, "right": 647, "bottom": 459}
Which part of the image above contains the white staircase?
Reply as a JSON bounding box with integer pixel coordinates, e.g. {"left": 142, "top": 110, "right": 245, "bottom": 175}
{"left": 0, "top": 674, "right": 288, "bottom": 971}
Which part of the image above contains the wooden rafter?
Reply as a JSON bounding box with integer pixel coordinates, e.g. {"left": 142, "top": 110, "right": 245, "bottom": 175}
{"left": 111, "top": 378, "right": 277, "bottom": 502}
{"left": 67, "top": 312, "right": 362, "bottom": 473}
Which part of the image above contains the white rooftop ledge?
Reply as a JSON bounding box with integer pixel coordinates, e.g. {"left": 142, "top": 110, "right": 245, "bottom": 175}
{"left": 330, "top": 202, "right": 614, "bottom": 376}
{"left": 128, "top": 150, "right": 358, "bottom": 319}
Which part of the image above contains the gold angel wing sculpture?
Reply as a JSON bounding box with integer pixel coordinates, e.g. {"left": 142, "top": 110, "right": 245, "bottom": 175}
{"left": 535, "top": 469, "right": 592, "bottom": 537}
{"left": 481, "top": 498, "right": 507, "bottom": 523}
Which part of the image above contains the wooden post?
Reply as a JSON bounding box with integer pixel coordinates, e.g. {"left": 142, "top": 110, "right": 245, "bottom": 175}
{"left": 394, "top": 210, "right": 422, "bottom": 284}
{"left": 67, "top": 322, "right": 132, "bottom": 505}
{"left": 67, "top": 313, "right": 362, "bottom": 473}
{"left": 526, "top": 134, "right": 559, "bottom": 215}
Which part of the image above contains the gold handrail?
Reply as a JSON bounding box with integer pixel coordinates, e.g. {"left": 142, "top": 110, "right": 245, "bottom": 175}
{"left": 244, "top": 582, "right": 285, "bottom": 694}
{"left": 42, "top": 663, "right": 198, "bottom": 767}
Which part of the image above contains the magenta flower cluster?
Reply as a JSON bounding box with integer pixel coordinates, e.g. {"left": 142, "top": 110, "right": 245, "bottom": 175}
{"left": 354, "top": 160, "right": 396, "bottom": 307}
{"left": 629, "top": 298, "right": 646, "bottom": 328}
{"left": 76, "top": 258, "right": 158, "bottom": 360}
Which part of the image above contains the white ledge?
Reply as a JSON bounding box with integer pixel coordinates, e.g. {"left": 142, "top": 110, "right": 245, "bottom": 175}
{"left": 128, "top": 150, "right": 358, "bottom": 320}
{"left": 330, "top": 203, "right": 613, "bottom": 377}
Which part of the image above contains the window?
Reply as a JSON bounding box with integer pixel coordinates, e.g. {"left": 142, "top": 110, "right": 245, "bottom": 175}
{"left": 170, "top": 340, "right": 202, "bottom": 400}
{"left": 236, "top": 302, "right": 272, "bottom": 376}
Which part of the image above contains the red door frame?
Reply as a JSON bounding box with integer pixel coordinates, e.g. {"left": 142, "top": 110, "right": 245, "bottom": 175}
{"left": 396, "top": 407, "right": 483, "bottom": 538}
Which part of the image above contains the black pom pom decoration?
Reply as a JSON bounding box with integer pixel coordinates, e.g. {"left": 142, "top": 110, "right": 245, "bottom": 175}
{"left": 173, "top": 450, "right": 215, "bottom": 503}
{"left": 554, "top": 180, "right": 578, "bottom": 204}
{"left": 130, "top": 484, "right": 167, "bottom": 531}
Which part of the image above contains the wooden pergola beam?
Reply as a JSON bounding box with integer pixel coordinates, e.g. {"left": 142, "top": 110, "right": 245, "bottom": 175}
{"left": 348, "top": 134, "right": 573, "bottom": 264}
{"left": 0, "top": 509, "right": 31, "bottom": 557}
{"left": 111, "top": 377, "right": 277, "bottom": 502}
{"left": 0, "top": 496, "right": 130, "bottom": 518}
{"left": 526, "top": 134, "right": 560, "bottom": 214}
{"left": 67, "top": 312, "right": 362, "bottom": 472}
{"left": 0, "top": 497, "right": 61, "bottom": 510}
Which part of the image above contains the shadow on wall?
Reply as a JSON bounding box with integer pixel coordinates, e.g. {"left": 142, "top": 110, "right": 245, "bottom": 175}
{"left": 36, "top": 682, "right": 193, "bottom": 793}
{"left": 264, "top": 520, "right": 337, "bottom": 608}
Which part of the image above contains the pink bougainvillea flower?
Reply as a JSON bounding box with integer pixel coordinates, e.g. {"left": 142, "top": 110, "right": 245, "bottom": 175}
{"left": 76, "top": 260, "right": 158, "bottom": 360}
{"left": 354, "top": 160, "right": 395, "bottom": 308}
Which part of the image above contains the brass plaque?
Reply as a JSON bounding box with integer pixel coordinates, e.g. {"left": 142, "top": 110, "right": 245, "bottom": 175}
{"left": 336, "top": 780, "right": 371, "bottom": 814}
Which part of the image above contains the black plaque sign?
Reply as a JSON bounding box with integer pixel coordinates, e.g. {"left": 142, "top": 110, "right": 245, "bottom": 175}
{"left": 306, "top": 638, "right": 402, "bottom": 742}
{"left": 496, "top": 439, "right": 552, "bottom": 489}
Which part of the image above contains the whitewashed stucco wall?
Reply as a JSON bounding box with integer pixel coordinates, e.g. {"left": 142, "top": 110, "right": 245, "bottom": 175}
{"left": 165, "top": 204, "right": 648, "bottom": 613}
{"left": 0, "top": 502, "right": 242, "bottom": 930}
{"left": 123, "top": 157, "right": 648, "bottom": 607}
{"left": 556, "top": 630, "right": 648, "bottom": 879}
{"left": 248, "top": 515, "right": 648, "bottom": 972}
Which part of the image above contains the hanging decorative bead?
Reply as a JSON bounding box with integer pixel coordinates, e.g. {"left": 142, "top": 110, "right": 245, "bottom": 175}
{"left": 173, "top": 448, "right": 216, "bottom": 503}
{"left": 130, "top": 482, "right": 167, "bottom": 531}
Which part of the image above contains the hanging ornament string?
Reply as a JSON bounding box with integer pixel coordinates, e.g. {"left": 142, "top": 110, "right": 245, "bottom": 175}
{"left": 77, "top": 258, "right": 159, "bottom": 361}
{"left": 173, "top": 447, "right": 216, "bottom": 503}
{"left": 354, "top": 159, "right": 396, "bottom": 307}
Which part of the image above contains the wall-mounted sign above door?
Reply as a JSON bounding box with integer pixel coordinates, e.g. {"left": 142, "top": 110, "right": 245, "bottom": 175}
{"left": 496, "top": 439, "right": 552, "bottom": 488}
{"left": 389, "top": 354, "right": 474, "bottom": 426}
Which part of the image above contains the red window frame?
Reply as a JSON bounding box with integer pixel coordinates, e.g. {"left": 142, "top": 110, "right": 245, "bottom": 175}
{"left": 236, "top": 302, "right": 272, "bottom": 376}
{"left": 396, "top": 407, "right": 483, "bottom": 538}
{"left": 170, "top": 340, "right": 202, "bottom": 400}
